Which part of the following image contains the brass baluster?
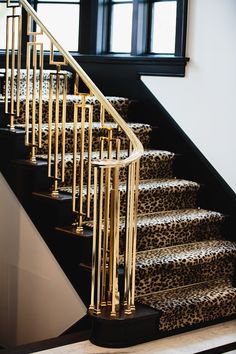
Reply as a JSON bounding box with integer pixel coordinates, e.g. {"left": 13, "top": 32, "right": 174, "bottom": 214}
{"left": 16, "top": 7, "right": 22, "bottom": 119}
{"left": 94, "top": 139, "right": 105, "bottom": 315}
{"left": 94, "top": 167, "right": 103, "bottom": 315}
{"left": 25, "top": 41, "right": 30, "bottom": 146}
{"left": 10, "top": 8, "right": 16, "bottom": 130}
{"left": 131, "top": 160, "right": 140, "bottom": 311}
{"left": 89, "top": 166, "right": 98, "bottom": 311}
{"left": 110, "top": 139, "right": 121, "bottom": 317}
{"left": 51, "top": 68, "right": 60, "bottom": 196}
{"left": 38, "top": 43, "right": 44, "bottom": 149}
{"left": 86, "top": 104, "right": 93, "bottom": 218}
{"left": 73, "top": 73, "right": 93, "bottom": 231}
{"left": 61, "top": 74, "right": 67, "bottom": 182}
{"left": 78, "top": 94, "right": 86, "bottom": 231}
{"left": 48, "top": 74, "right": 53, "bottom": 178}
{"left": 101, "top": 171, "right": 108, "bottom": 307}
{"left": 48, "top": 70, "right": 67, "bottom": 195}
{"left": 126, "top": 160, "right": 135, "bottom": 314}
{"left": 124, "top": 142, "right": 135, "bottom": 315}
{"left": 5, "top": 1, "right": 21, "bottom": 130}
{"left": 72, "top": 96, "right": 87, "bottom": 232}
{"left": 25, "top": 14, "right": 43, "bottom": 162}
{"left": 101, "top": 128, "right": 112, "bottom": 307}
{"left": 5, "top": 10, "right": 10, "bottom": 117}
{"left": 31, "top": 36, "right": 37, "bottom": 162}
{"left": 72, "top": 102, "right": 78, "bottom": 212}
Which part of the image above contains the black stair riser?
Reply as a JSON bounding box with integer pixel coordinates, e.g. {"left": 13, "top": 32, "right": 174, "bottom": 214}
{"left": 32, "top": 192, "right": 74, "bottom": 229}
{"left": 12, "top": 160, "right": 50, "bottom": 210}
{"left": 89, "top": 304, "right": 159, "bottom": 348}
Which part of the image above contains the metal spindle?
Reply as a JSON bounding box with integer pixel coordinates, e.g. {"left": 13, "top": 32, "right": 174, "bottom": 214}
{"left": 38, "top": 43, "right": 44, "bottom": 148}
{"left": 89, "top": 166, "right": 98, "bottom": 311}
{"left": 95, "top": 164, "right": 104, "bottom": 315}
{"left": 10, "top": 9, "right": 16, "bottom": 130}
{"left": 86, "top": 104, "right": 93, "bottom": 218}
{"left": 72, "top": 103, "right": 78, "bottom": 211}
{"left": 61, "top": 74, "right": 67, "bottom": 182}
{"left": 16, "top": 10, "right": 22, "bottom": 118}
{"left": 131, "top": 160, "right": 140, "bottom": 310}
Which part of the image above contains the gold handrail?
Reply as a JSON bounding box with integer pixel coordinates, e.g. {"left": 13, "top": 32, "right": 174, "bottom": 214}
{"left": 20, "top": 0, "right": 144, "bottom": 166}
{"left": 3, "top": 0, "right": 144, "bottom": 318}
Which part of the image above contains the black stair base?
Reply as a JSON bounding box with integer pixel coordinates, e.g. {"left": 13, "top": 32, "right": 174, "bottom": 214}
{"left": 0, "top": 128, "right": 29, "bottom": 185}
{"left": 12, "top": 159, "right": 50, "bottom": 210}
{"left": 55, "top": 226, "right": 93, "bottom": 264}
{"left": 89, "top": 304, "right": 159, "bottom": 348}
{"left": 32, "top": 191, "right": 74, "bottom": 230}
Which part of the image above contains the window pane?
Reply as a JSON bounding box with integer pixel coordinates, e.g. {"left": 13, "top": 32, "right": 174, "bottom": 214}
{"left": 37, "top": 4, "right": 80, "bottom": 51}
{"left": 0, "top": 3, "right": 9, "bottom": 49}
{"left": 151, "top": 1, "right": 177, "bottom": 54}
{"left": 0, "top": 3, "right": 20, "bottom": 50}
{"left": 110, "top": 3, "right": 133, "bottom": 53}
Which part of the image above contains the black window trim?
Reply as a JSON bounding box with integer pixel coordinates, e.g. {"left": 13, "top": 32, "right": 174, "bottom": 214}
{"left": 0, "top": 0, "right": 189, "bottom": 76}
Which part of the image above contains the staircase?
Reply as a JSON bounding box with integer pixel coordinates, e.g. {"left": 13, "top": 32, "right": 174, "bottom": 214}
{"left": 0, "top": 0, "right": 236, "bottom": 349}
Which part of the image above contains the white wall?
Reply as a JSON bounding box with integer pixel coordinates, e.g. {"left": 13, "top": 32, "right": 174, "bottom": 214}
{"left": 142, "top": 0, "right": 236, "bottom": 193}
{"left": 0, "top": 173, "right": 86, "bottom": 348}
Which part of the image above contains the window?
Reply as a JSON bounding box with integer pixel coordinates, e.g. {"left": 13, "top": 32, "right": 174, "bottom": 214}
{"left": 150, "top": 1, "right": 177, "bottom": 54}
{"left": 36, "top": 0, "right": 80, "bottom": 52}
{"left": 0, "top": 0, "right": 188, "bottom": 75}
{"left": 103, "top": 0, "right": 187, "bottom": 57}
{"left": 0, "top": 2, "right": 9, "bottom": 49}
{"left": 109, "top": 0, "right": 133, "bottom": 53}
{"left": 0, "top": 1, "right": 20, "bottom": 50}
{"left": 0, "top": 0, "right": 80, "bottom": 52}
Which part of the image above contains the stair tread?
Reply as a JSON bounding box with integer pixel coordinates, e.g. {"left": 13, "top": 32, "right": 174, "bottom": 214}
{"left": 138, "top": 279, "right": 236, "bottom": 309}
{"left": 120, "top": 178, "right": 200, "bottom": 192}
{"left": 18, "top": 94, "right": 129, "bottom": 103}
{"left": 16, "top": 95, "right": 131, "bottom": 125}
{"left": 137, "top": 279, "right": 236, "bottom": 331}
{"left": 17, "top": 122, "right": 152, "bottom": 152}
{"left": 120, "top": 208, "right": 224, "bottom": 229}
{"left": 37, "top": 149, "right": 175, "bottom": 162}
{"left": 84, "top": 209, "right": 224, "bottom": 251}
{"left": 16, "top": 121, "right": 151, "bottom": 131}
{"left": 0, "top": 68, "right": 72, "bottom": 76}
{"left": 16, "top": 122, "right": 152, "bottom": 132}
{"left": 134, "top": 240, "right": 236, "bottom": 268}
{"left": 59, "top": 178, "right": 200, "bottom": 194}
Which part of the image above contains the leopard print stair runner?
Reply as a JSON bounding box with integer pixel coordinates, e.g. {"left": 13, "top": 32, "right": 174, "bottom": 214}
{"left": 6, "top": 70, "right": 236, "bottom": 331}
